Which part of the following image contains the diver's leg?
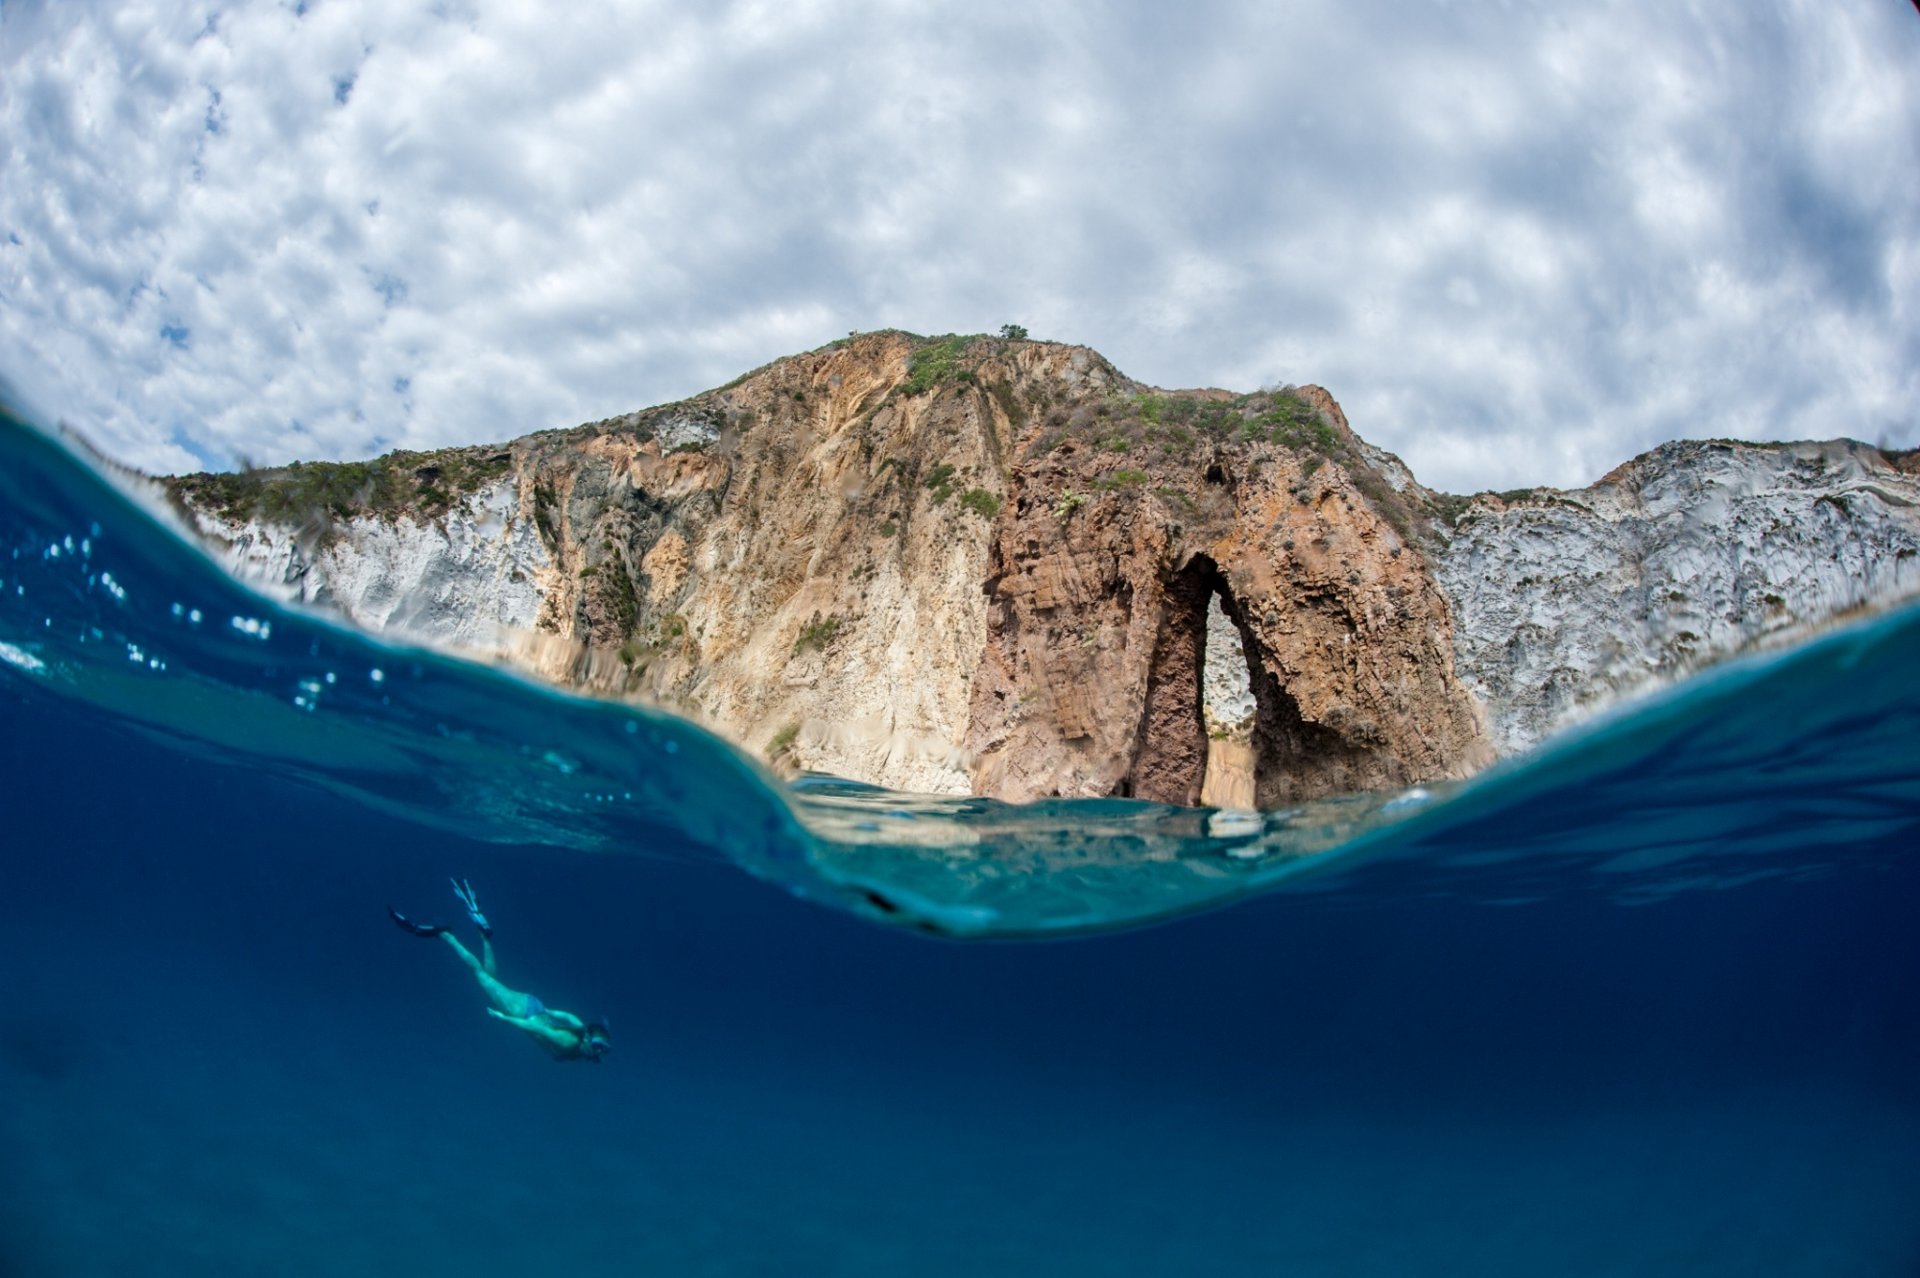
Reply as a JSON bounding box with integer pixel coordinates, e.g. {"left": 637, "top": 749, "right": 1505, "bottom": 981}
{"left": 394, "top": 899, "right": 535, "bottom": 1016}
{"left": 476, "top": 970, "right": 541, "bottom": 1017}
{"left": 440, "top": 931, "right": 536, "bottom": 1015}
{"left": 437, "top": 930, "right": 484, "bottom": 974}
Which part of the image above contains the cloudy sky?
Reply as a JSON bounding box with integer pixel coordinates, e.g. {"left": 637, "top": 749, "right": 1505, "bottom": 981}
{"left": 2, "top": 0, "right": 1916, "bottom": 493}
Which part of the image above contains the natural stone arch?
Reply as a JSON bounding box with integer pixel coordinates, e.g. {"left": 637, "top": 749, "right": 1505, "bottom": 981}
{"left": 1118, "top": 549, "right": 1420, "bottom": 807}
{"left": 1116, "top": 553, "right": 1220, "bottom": 804}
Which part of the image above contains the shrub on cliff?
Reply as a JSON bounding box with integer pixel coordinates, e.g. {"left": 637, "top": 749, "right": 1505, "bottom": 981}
{"left": 923, "top": 463, "right": 958, "bottom": 503}
{"left": 959, "top": 488, "right": 1001, "bottom": 518}
{"left": 793, "top": 613, "right": 844, "bottom": 654}
{"left": 898, "top": 334, "right": 983, "bottom": 397}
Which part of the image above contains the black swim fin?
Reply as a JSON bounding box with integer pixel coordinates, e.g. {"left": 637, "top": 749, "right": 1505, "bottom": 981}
{"left": 388, "top": 906, "right": 446, "bottom": 938}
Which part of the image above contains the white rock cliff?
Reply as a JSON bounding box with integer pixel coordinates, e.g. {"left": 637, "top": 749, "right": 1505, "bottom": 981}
{"left": 1430, "top": 439, "right": 1920, "bottom": 755}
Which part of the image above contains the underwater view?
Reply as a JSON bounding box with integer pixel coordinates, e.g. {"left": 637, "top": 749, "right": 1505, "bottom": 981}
{"left": 4, "top": 405, "right": 1919, "bottom": 1275}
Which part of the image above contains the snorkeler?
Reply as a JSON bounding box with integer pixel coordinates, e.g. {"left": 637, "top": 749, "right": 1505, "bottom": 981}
{"left": 389, "top": 878, "right": 611, "bottom": 1064}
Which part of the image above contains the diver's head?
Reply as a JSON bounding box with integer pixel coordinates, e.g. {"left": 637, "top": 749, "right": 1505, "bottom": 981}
{"left": 582, "top": 1021, "right": 612, "bottom": 1063}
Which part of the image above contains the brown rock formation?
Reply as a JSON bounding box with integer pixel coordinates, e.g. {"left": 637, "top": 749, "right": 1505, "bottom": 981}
{"left": 965, "top": 386, "right": 1491, "bottom": 805}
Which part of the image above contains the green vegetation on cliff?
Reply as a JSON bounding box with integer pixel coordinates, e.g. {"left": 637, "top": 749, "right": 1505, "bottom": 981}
{"left": 959, "top": 487, "right": 1001, "bottom": 518}
{"left": 922, "top": 462, "right": 958, "bottom": 503}
{"left": 1030, "top": 387, "right": 1336, "bottom": 459}
{"left": 793, "top": 612, "right": 845, "bottom": 654}
{"left": 1024, "top": 385, "right": 1426, "bottom": 540}
{"left": 898, "top": 333, "right": 985, "bottom": 397}
{"left": 167, "top": 445, "right": 514, "bottom": 528}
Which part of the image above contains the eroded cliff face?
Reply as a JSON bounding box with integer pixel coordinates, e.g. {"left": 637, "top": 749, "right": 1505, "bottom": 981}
{"left": 1426, "top": 439, "right": 1920, "bottom": 754}
{"left": 165, "top": 334, "right": 1920, "bottom": 807}
{"left": 964, "top": 390, "right": 1490, "bottom": 806}
{"left": 174, "top": 333, "right": 1038, "bottom": 793}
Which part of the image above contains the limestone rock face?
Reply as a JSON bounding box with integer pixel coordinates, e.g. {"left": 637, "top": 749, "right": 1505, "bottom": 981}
{"left": 166, "top": 334, "right": 1920, "bottom": 807}
{"left": 189, "top": 478, "right": 550, "bottom": 652}
{"left": 1428, "top": 439, "right": 1920, "bottom": 754}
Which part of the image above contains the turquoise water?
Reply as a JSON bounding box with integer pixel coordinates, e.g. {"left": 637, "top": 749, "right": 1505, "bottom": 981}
{"left": 3, "top": 405, "right": 1917, "bottom": 1275}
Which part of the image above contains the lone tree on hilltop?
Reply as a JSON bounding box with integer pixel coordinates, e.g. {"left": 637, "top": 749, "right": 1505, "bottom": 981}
{"left": 999, "top": 323, "right": 1029, "bottom": 340}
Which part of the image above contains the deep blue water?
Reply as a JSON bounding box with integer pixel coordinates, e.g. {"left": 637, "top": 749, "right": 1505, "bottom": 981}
{"left": 3, "top": 406, "right": 1918, "bottom": 1275}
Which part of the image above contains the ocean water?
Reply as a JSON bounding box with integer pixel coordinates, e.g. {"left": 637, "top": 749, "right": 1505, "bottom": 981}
{"left": 3, "top": 406, "right": 1918, "bottom": 1277}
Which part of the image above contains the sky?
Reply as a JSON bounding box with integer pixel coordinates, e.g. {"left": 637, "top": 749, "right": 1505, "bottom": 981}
{"left": 2, "top": 0, "right": 1916, "bottom": 493}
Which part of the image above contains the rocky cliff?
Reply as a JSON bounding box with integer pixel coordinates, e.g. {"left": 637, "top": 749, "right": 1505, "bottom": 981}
{"left": 164, "top": 332, "right": 1920, "bottom": 806}
{"left": 1428, "top": 439, "right": 1920, "bottom": 755}
{"left": 962, "top": 383, "right": 1488, "bottom": 806}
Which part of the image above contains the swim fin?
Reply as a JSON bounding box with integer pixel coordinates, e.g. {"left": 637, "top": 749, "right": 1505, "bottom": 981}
{"left": 387, "top": 906, "right": 446, "bottom": 938}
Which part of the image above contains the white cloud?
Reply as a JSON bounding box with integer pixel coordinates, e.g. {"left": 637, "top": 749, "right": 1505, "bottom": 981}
{"left": 2, "top": 0, "right": 1916, "bottom": 492}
